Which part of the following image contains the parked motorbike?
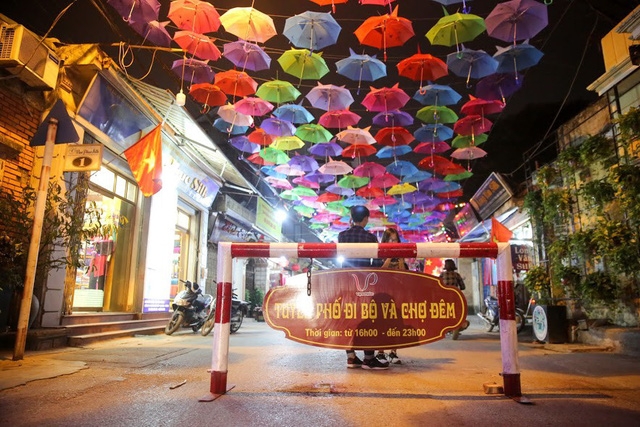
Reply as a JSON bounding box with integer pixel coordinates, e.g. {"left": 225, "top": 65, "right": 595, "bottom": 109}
{"left": 477, "top": 295, "right": 526, "bottom": 333}
{"left": 201, "top": 287, "right": 250, "bottom": 336}
{"left": 165, "top": 280, "right": 214, "bottom": 335}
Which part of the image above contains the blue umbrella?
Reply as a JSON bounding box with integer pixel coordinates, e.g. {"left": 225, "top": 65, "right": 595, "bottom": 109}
{"left": 372, "top": 110, "right": 413, "bottom": 127}
{"left": 431, "top": 0, "right": 472, "bottom": 14}
{"left": 283, "top": 11, "right": 341, "bottom": 51}
{"left": 273, "top": 104, "right": 314, "bottom": 124}
{"left": 213, "top": 118, "right": 248, "bottom": 135}
{"left": 260, "top": 166, "right": 288, "bottom": 179}
{"left": 402, "top": 170, "right": 433, "bottom": 183}
{"left": 386, "top": 160, "right": 419, "bottom": 177}
{"left": 494, "top": 40, "right": 544, "bottom": 78}
{"left": 376, "top": 145, "right": 413, "bottom": 159}
{"left": 335, "top": 48, "right": 387, "bottom": 94}
{"left": 413, "top": 83, "right": 462, "bottom": 106}
{"left": 343, "top": 195, "right": 368, "bottom": 207}
{"left": 446, "top": 47, "right": 498, "bottom": 86}
{"left": 414, "top": 124, "right": 454, "bottom": 142}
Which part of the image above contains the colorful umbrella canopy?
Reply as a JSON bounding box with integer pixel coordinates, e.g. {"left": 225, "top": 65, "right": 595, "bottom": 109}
{"left": 219, "top": 6, "right": 277, "bottom": 43}
{"left": 260, "top": 117, "right": 296, "bottom": 137}
{"left": 273, "top": 104, "right": 314, "bottom": 124}
{"left": 354, "top": 5, "right": 415, "bottom": 61}
{"left": 222, "top": 40, "right": 271, "bottom": 72}
{"left": 356, "top": 186, "right": 385, "bottom": 198}
{"left": 319, "top": 158, "right": 353, "bottom": 175}
{"left": 451, "top": 146, "right": 488, "bottom": 160}
{"left": 308, "top": 171, "right": 338, "bottom": 185}
{"left": 337, "top": 174, "right": 370, "bottom": 189}
{"left": 370, "top": 173, "right": 400, "bottom": 188}
{"left": 133, "top": 20, "right": 171, "bottom": 47}
{"left": 414, "top": 141, "right": 451, "bottom": 154}
{"left": 288, "top": 154, "right": 319, "bottom": 172}
{"left": 213, "top": 118, "right": 248, "bottom": 135}
{"left": 335, "top": 48, "right": 387, "bottom": 94}
{"left": 425, "top": 10, "right": 486, "bottom": 51}
{"left": 318, "top": 109, "right": 361, "bottom": 129}
{"left": 386, "top": 160, "right": 419, "bottom": 177}
{"left": 259, "top": 147, "right": 290, "bottom": 164}
{"left": 265, "top": 176, "right": 293, "bottom": 190}
{"left": 485, "top": 0, "right": 548, "bottom": 45}
{"left": 214, "top": 70, "right": 258, "bottom": 97}
{"left": 308, "top": 141, "right": 343, "bottom": 158}
{"left": 229, "top": 135, "right": 259, "bottom": 153}
{"left": 309, "top": 0, "right": 348, "bottom": 14}
{"left": 283, "top": 10, "right": 342, "bottom": 51}
{"left": 413, "top": 83, "right": 461, "bottom": 106}
{"left": 354, "top": 162, "right": 386, "bottom": 178}
{"left": 453, "top": 115, "right": 493, "bottom": 136}
{"left": 397, "top": 52, "right": 448, "bottom": 87}
{"left": 107, "top": 0, "right": 160, "bottom": 25}
{"left": 171, "top": 58, "right": 214, "bottom": 84}
{"left": 217, "top": 103, "right": 254, "bottom": 127}
{"left": 387, "top": 182, "right": 417, "bottom": 195}
{"left": 295, "top": 178, "right": 321, "bottom": 189}
{"left": 248, "top": 128, "right": 275, "bottom": 146}
{"left": 416, "top": 105, "right": 459, "bottom": 124}
{"left": 278, "top": 48, "right": 330, "bottom": 82}
{"left": 247, "top": 152, "right": 274, "bottom": 166}
{"left": 255, "top": 80, "right": 301, "bottom": 104}
{"left": 306, "top": 83, "right": 354, "bottom": 111}
{"left": 234, "top": 97, "right": 274, "bottom": 116}
{"left": 173, "top": 30, "right": 221, "bottom": 61}
{"left": 361, "top": 83, "right": 410, "bottom": 113}
{"left": 168, "top": 0, "right": 220, "bottom": 33}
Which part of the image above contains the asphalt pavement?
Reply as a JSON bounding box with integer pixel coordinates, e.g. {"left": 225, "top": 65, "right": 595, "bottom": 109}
{"left": 1, "top": 316, "right": 640, "bottom": 427}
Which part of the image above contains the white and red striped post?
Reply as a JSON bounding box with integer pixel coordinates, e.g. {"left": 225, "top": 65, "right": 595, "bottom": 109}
{"left": 205, "top": 241, "right": 521, "bottom": 399}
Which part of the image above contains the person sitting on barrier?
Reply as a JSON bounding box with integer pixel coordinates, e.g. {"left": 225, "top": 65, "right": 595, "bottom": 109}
{"left": 377, "top": 227, "right": 406, "bottom": 365}
{"left": 440, "top": 259, "right": 470, "bottom": 340}
{"left": 338, "top": 205, "right": 389, "bottom": 370}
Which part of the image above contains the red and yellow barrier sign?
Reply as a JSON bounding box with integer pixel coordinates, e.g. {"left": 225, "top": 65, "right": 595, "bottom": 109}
{"left": 264, "top": 268, "right": 467, "bottom": 350}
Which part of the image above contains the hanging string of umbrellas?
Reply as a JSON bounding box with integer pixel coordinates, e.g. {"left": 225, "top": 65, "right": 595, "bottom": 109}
{"left": 107, "top": 0, "right": 549, "bottom": 242}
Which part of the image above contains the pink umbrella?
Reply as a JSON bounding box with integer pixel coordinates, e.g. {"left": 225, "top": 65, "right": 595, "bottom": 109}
{"left": 450, "top": 146, "right": 488, "bottom": 160}
{"left": 173, "top": 31, "right": 221, "bottom": 61}
{"left": 306, "top": 83, "right": 354, "bottom": 112}
{"left": 354, "top": 162, "right": 386, "bottom": 178}
{"left": 318, "top": 109, "right": 362, "bottom": 129}
{"left": 168, "top": 0, "right": 221, "bottom": 33}
{"left": 293, "top": 177, "right": 320, "bottom": 189}
{"left": 370, "top": 173, "right": 400, "bottom": 189}
{"left": 361, "top": 83, "right": 410, "bottom": 114}
{"left": 414, "top": 141, "right": 451, "bottom": 154}
{"left": 335, "top": 126, "right": 376, "bottom": 145}
{"left": 453, "top": 115, "right": 493, "bottom": 136}
{"left": 265, "top": 176, "right": 292, "bottom": 190}
{"left": 234, "top": 97, "right": 274, "bottom": 117}
{"left": 275, "top": 163, "right": 306, "bottom": 176}
{"left": 372, "top": 195, "right": 398, "bottom": 206}
{"left": 318, "top": 158, "right": 353, "bottom": 175}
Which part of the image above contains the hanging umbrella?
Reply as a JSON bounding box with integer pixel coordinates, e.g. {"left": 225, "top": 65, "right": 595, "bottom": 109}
{"left": 451, "top": 146, "right": 488, "bottom": 160}
{"left": 173, "top": 31, "right": 221, "bottom": 61}
{"left": 336, "top": 48, "right": 387, "bottom": 94}
{"left": 222, "top": 40, "right": 271, "bottom": 72}
{"left": 318, "top": 109, "right": 361, "bottom": 129}
{"left": 271, "top": 135, "right": 305, "bottom": 151}
{"left": 278, "top": 48, "right": 330, "bottom": 82}
{"left": 261, "top": 165, "right": 288, "bottom": 179}
{"left": 485, "top": 0, "right": 548, "bottom": 45}
{"left": 234, "top": 97, "right": 274, "bottom": 117}
{"left": 372, "top": 195, "right": 398, "bottom": 206}
{"left": 107, "top": 0, "right": 160, "bottom": 26}
{"left": 372, "top": 110, "right": 413, "bottom": 127}
{"left": 444, "top": 170, "right": 474, "bottom": 181}
{"left": 413, "top": 83, "right": 461, "bottom": 106}
{"left": 294, "top": 204, "right": 317, "bottom": 217}
{"left": 414, "top": 123, "right": 454, "bottom": 141}
{"left": 357, "top": 186, "right": 385, "bottom": 198}
{"left": 171, "top": 58, "right": 214, "bottom": 84}
{"left": 425, "top": 10, "right": 486, "bottom": 52}
{"left": 295, "top": 177, "right": 321, "bottom": 190}
{"left": 416, "top": 105, "right": 459, "bottom": 124}
{"left": 336, "top": 126, "right": 376, "bottom": 145}
{"left": 414, "top": 141, "right": 451, "bottom": 154}
{"left": 247, "top": 152, "right": 274, "bottom": 166}
{"left": 446, "top": 47, "right": 498, "bottom": 86}
{"left": 319, "top": 158, "right": 353, "bottom": 175}
{"left": 288, "top": 154, "right": 319, "bottom": 172}
{"left": 265, "top": 176, "right": 293, "bottom": 190}
{"left": 168, "top": 0, "right": 220, "bottom": 33}
{"left": 132, "top": 20, "right": 172, "bottom": 47}
{"left": 214, "top": 70, "right": 258, "bottom": 97}
{"left": 308, "top": 141, "right": 343, "bottom": 158}
{"left": 188, "top": 83, "right": 226, "bottom": 112}
{"left": 494, "top": 40, "right": 544, "bottom": 80}
{"left": 343, "top": 195, "right": 368, "bottom": 207}
{"left": 354, "top": 5, "right": 414, "bottom": 61}
{"left": 229, "top": 135, "right": 259, "bottom": 153}
{"left": 376, "top": 145, "right": 412, "bottom": 158}
{"left": 306, "top": 83, "right": 354, "bottom": 112}
{"left": 387, "top": 182, "right": 417, "bottom": 195}
{"left": 279, "top": 190, "right": 301, "bottom": 201}
{"left": 370, "top": 173, "right": 400, "bottom": 189}
{"left": 374, "top": 127, "right": 414, "bottom": 146}
{"left": 259, "top": 147, "right": 290, "bottom": 164}
{"left": 431, "top": 0, "right": 472, "bottom": 13}
{"left": 291, "top": 186, "right": 318, "bottom": 198}
{"left": 460, "top": 95, "right": 505, "bottom": 117}
{"left": 337, "top": 174, "right": 370, "bottom": 189}
{"left": 418, "top": 155, "right": 458, "bottom": 174}
{"left": 217, "top": 103, "right": 254, "bottom": 127}
{"left": 307, "top": 171, "right": 337, "bottom": 185}
{"left": 451, "top": 133, "right": 488, "bottom": 148}
{"left": 213, "top": 118, "right": 248, "bottom": 135}
{"left": 219, "top": 6, "right": 277, "bottom": 43}
{"left": 361, "top": 83, "right": 410, "bottom": 113}
{"left": 309, "top": 0, "right": 348, "bottom": 14}
{"left": 295, "top": 123, "right": 333, "bottom": 143}
{"left": 255, "top": 80, "right": 301, "bottom": 105}
{"left": 247, "top": 128, "right": 275, "bottom": 146}
{"left": 354, "top": 162, "right": 386, "bottom": 178}
{"left": 386, "top": 160, "right": 419, "bottom": 177}
{"left": 283, "top": 11, "right": 341, "bottom": 51}
{"left": 397, "top": 51, "right": 448, "bottom": 88}
{"left": 341, "top": 143, "right": 377, "bottom": 158}
{"left": 327, "top": 184, "right": 354, "bottom": 196}
{"left": 402, "top": 170, "right": 433, "bottom": 184}
{"left": 454, "top": 114, "right": 493, "bottom": 136}
{"left": 273, "top": 104, "right": 314, "bottom": 124}
{"left": 261, "top": 117, "right": 297, "bottom": 137}
{"left": 476, "top": 72, "right": 523, "bottom": 103}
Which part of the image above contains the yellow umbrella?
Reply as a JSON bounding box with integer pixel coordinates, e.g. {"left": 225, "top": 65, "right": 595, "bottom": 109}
{"left": 387, "top": 182, "right": 417, "bottom": 195}
{"left": 271, "top": 135, "right": 305, "bottom": 151}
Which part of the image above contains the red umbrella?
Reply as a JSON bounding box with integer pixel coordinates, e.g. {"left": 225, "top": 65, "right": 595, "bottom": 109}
{"left": 397, "top": 51, "right": 448, "bottom": 87}
{"left": 453, "top": 115, "right": 493, "bottom": 136}
{"left": 188, "top": 83, "right": 227, "bottom": 112}
{"left": 414, "top": 141, "right": 451, "bottom": 154}
{"left": 214, "top": 70, "right": 258, "bottom": 97}
{"left": 354, "top": 5, "right": 414, "bottom": 61}
{"left": 460, "top": 95, "right": 505, "bottom": 117}
{"left": 356, "top": 186, "right": 385, "bottom": 198}
{"left": 361, "top": 83, "right": 410, "bottom": 114}
{"left": 418, "top": 154, "right": 458, "bottom": 174}
{"left": 247, "top": 128, "right": 275, "bottom": 146}
{"left": 342, "top": 143, "right": 377, "bottom": 158}
{"left": 318, "top": 109, "right": 361, "bottom": 129}
{"left": 316, "top": 192, "right": 342, "bottom": 203}
{"left": 173, "top": 31, "right": 221, "bottom": 61}
{"left": 168, "top": 0, "right": 221, "bottom": 33}
{"left": 370, "top": 173, "right": 400, "bottom": 189}
{"left": 247, "top": 152, "right": 274, "bottom": 166}
{"left": 372, "top": 195, "right": 398, "bottom": 206}
{"left": 374, "top": 127, "right": 414, "bottom": 146}
{"left": 309, "top": 0, "right": 348, "bottom": 13}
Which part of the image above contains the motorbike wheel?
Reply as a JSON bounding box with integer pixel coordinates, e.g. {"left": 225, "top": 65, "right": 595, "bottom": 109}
{"left": 200, "top": 308, "right": 216, "bottom": 337}
{"left": 516, "top": 310, "right": 526, "bottom": 333}
{"left": 165, "top": 311, "right": 184, "bottom": 335}
{"left": 230, "top": 311, "right": 244, "bottom": 334}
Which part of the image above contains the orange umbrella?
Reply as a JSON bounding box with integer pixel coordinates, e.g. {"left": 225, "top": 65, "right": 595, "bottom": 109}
{"left": 309, "top": 0, "right": 348, "bottom": 14}
{"left": 173, "top": 31, "right": 221, "bottom": 61}
{"left": 342, "top": 143, "right": 377, "bottom": 158}
{"left": 247, "top": 128, "right": 275, "bottom": 146}
{"left": 214, "top": 70, "right": 257, "bottom": 97}
{"left": 188, "top": 83, "right": 227, "bottom": 113}
{"left": 354, "top": 5, "right": 414, "bottom": 61}
{"left": 397, "top": 51, "right": 448, "bottom": 87}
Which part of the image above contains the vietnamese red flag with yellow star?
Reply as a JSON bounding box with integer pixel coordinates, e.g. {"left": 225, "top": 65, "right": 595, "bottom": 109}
{"left": 491, "top": 217, "right": 513, "bottom": 243}
{"left": 423, "top": 257, "right": 444, "bottom": 276}
{"left": 124, "top": 125, "right": 163, "bottom": 197}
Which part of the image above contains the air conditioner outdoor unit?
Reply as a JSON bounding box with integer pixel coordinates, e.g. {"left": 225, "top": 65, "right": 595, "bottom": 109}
{"left": 0, "top": 24, "right": 60, "bottom": 90}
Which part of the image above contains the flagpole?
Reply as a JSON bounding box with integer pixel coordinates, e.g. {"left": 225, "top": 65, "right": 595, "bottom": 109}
{"left": 13, "top": 118, "right": 58, "bottom": 361}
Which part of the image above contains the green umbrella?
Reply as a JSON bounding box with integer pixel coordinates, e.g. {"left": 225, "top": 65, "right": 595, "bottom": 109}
{"left": 277, "top": 48, "right": 330, "bottom": 82}
{"left": 444, "top": 170, "right": 473, "bottom": 181}
{"left": 337, "top": 174, "right": 370, "bottom": 189}
{"left": 416, "top": 105, "right": 459, "bottom": 124}
{"left": 309, "top": 222, "right": 329, "bottom": 229}
{"left": 295, "top": 123, "right": 333, "bottom": 143}
{"left": 425, "top": 9, "right": 486, "bottom": 51}
{"left": 451, "top": 133, "right": 488, "bottom": 148}
{"left": 255, "top": 79, "right": 301, "bottom": 104}
{"left": 291, "top": 186, "right": 317, "bottom": 197}
{"left": 259, "top": 147, "right": 290, "bottom": 164}
{"left": 294, "top": 205, "right": 316, "bottom": 217}
{"left": 326, "top": 201, "right": 349, "bottom": 216}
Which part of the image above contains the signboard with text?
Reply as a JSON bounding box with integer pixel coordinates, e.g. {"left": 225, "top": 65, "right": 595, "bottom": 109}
{"left": 470, "top": 172, "right": 513, "bottom": 220}
{"left": 264, "top": 269, "right": 467, "bottom": 350}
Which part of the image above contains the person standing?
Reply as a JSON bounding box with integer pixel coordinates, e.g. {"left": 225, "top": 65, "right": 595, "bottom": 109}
{"left": 440, "top": 258, "right": 470, "bottom": 340}
{"left": 338, "top": 205, "right": 389, "bottom": 370}
{"left": 377, "top": 227, "right": 406, "bottom": 364}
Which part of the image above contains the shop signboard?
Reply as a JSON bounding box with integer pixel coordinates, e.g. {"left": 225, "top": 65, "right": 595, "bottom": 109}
{"left": 511, "top": 244, "right": 533, "bottom": 271}
{"left": 470, "top": 172, "right": 513, "bottom": 220}
{"left": 264, "top": 269, "right": 467, "bottom": 349}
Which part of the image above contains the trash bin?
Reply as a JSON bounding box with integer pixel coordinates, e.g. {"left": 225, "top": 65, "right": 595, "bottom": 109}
{"left": 532, "top": 305, "right": 567, "bottom": 344}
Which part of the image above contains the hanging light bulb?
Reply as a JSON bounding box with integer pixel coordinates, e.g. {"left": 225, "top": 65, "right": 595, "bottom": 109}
{"left": 176, "top": 90, "right": 186, "bottom": 107}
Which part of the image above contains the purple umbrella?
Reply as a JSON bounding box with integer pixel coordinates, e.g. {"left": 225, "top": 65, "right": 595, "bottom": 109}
{"left": 485, "top": 0, "right": 549, "bottom": 45}
{"left": 171, "top": 58, "right": 215, "bottom": 84}
{"left": 288, "top": 154, "right": 319, "bottom": 172}
{"left": 326, "top": 183, "right": 355, "bottom": 196}
{"left": 131, "top": 20, "right": 172, "bottom": 46}
{"left": 107, "top": 0, "right": 160, "bottom": 25}
{"left": 304, "top": 170, "right": 335, "bottom": 184}
{"left": 229, "top": 135, "right": 260, "bottom": 153}
{"left": 223, "top": 40, "right": 272, "bottom": 72}
{"left": 446, "top": 48, "right": 498, "bottom": 86}
{"left": 260, "top": 117, "right": 296, "bottom": 137}
{"left": 306, "top": 83, "right": 354, "bottom": 112}
{"left": 308, "top": 141, "right": 343, "bottom": 157}
{"left": 372, "top": 110, "right": 414, "bottom": 127}
{"left": 476, "top": 72, "right": 523, "bottom": 104}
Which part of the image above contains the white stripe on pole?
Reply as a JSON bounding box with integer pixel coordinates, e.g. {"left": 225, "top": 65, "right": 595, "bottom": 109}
{"left": 336, "top": 242, "right": 379, "bottom": 259}
{"left": 415, "top": 243, "right": 461, "bottom": 258}
{"left": 268, "top": 243, "right": 301, "bottom": 258}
